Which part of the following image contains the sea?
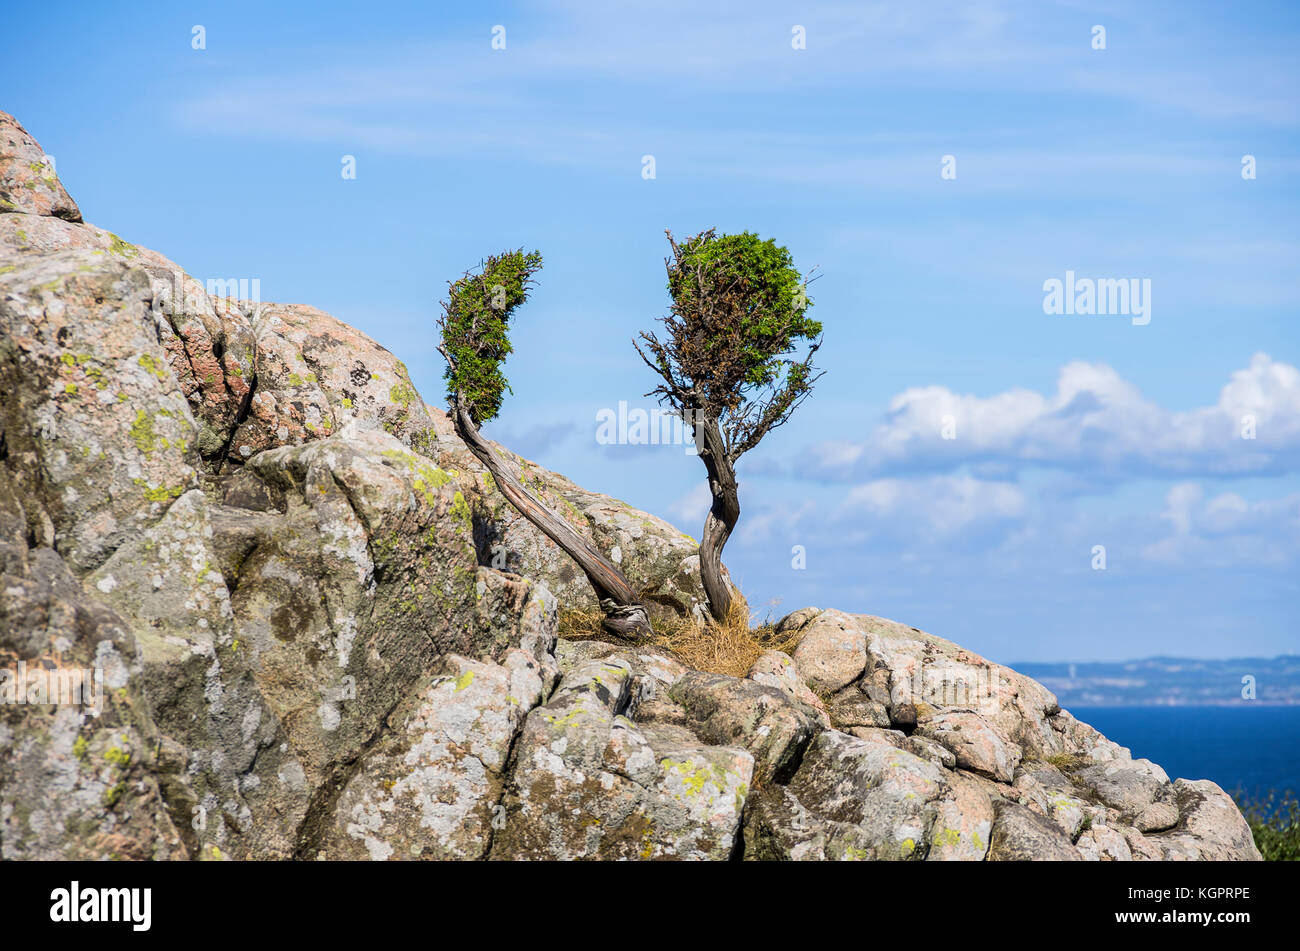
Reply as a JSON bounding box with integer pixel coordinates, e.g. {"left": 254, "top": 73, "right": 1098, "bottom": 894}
{"left": 1069, "top": 705, "right": 1300, "bottom": 803}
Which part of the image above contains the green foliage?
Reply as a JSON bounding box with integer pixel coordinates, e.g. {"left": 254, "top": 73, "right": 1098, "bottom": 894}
{"left": 639, "top": 229, "right": 824, "bottom": 462}
{"left": 439, "top": 249, "right": 543, "bottom": 425}
{"left": 667, "top": 229, "right": 820, "bottom": 399}
{"left": 1236, "top": 789, "right": 1300, "bottom": 861}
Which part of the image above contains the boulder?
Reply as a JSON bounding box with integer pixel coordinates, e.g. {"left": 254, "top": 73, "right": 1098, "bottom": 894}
{"left": 789, "top": 609, "right": 868, "bottom": 693}
{"left": 1147, "top": 779, "right": 1263, "bottom": 861}
{"left": 0, "top": 112, "right": 80, "bottom": 220}
{"left": 1075, "top": 824, "right": 1134, "bottom": 861}
{"left": 987, "top": 800, "right": 1082, "bottom": 861}
{"left": 746, "top": 649, "right": 831, "bottom": 728}
{"left": 1071, "top": 758, "right": 1180, "bottom": 833}
{"left": 669, "top": 670, "right": 822, "bottom": 784}
{"left": 490, "top": 656, "right": 753, "bottom": 860}
{"left": 928, "top": 771, "right": 995, "bottom": 861}
{"left": 744, "top": 730, "right": 947, "bottom": 861}
{"left": 0, "top": 250, "right": 201, "bottom": 574}
{"left": 916, "top": 709, "right": 1021, "bottom": 783}
{"left": 319, "top": 649, "right": 553, "bottom": 860}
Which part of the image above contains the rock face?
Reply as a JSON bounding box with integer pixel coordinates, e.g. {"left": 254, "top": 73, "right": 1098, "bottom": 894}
{"left": 0, "top": 113, "right": 80, "bottom": 221}
{"left": 0, "top": 113, "right": 1262, "bottom": 861}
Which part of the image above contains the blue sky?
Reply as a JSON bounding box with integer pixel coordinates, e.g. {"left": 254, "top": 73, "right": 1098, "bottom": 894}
{"left": 5, "top": 0, "right": 1297, "bottom": 663}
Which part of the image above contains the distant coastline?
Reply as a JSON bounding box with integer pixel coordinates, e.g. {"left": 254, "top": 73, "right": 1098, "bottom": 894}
{"left": 1012, "top": 655, "right": 1300, "bottom": 707}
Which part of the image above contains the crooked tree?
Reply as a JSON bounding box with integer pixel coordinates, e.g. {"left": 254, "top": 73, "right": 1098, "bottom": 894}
{"left": 438, "top": 250, "right": 653, "bottom": 638}
{"left": 635, "top": 229, "right": 823, "bottom": 622}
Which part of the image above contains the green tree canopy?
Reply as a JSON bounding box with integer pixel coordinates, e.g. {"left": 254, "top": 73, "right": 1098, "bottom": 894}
{"left": 439, "top": 248, "right": 543, "bottom": 425}
{"left": 641, "top": 229, "right": 822, "bottom": 459}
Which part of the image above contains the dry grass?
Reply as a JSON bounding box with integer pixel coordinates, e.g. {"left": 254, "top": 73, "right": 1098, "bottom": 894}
{"left": 555, "top": 607, "right": 607, "bottom": 642}
{"left": 1044, "top": 752, "right": 1090, "bottom": 773}
{"left": 558, "top": 597, "right": 803, "bottom": 679}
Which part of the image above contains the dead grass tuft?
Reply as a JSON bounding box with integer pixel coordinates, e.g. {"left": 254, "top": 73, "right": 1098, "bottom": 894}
{"left": 1044, "top": 752, "right": 1090, "bottom": 773}
{"left": 556, "top": 607, "right": 606, "bottom": 642}
{"left": 557, "top": 597, "right": 803, "bottom": 679}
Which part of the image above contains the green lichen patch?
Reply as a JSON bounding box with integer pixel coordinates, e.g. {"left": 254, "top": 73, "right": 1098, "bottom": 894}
{"left": 106, "top": 233, "right": 138, "bottom": 259}
{"left": 389, "top": 379, "right": 418, "bottom": 409}
{"left": 129, "top": 410, "right": 164, "bottom": 454}
{"left": 138, "top": 353, "right": 168, "bottom": 381}
{"left": 543, "top": 707, "right": 586, "bottom": 731}
{"left": 381, "top": 449, "right": 456, "bottom": 506}
{"left": 103, "top": 744, "right": 131, "bottom": 769}
{"left": 101, "top": 780, "right": 128, "bottom": 809}
{"left": 448, "top": 490, "right": 472, "bottom": 527}
{"left": 661, "top": 758, "right": 712, "bottom": 798}
{"left": 133, "top": 478, "right": 185, "bottom": 503}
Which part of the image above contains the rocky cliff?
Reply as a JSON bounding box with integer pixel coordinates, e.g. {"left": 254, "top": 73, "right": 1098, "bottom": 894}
{"left": 0, "top": 112, "right": 1260, "bottom": 861}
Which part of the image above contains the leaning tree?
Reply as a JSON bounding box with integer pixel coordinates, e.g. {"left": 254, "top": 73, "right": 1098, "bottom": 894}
{"left": 635, "top": 229, "right": 823, "bottom": 623}
{"left": 438, "top": 249, "right": 652, "bottom": 638}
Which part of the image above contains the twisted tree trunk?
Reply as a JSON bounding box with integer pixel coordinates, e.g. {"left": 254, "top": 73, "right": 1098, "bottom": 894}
{"left": 450, "top": 401, "right": 652, "bottom": 639}
{"left": 696, "top": 416, "right": 739, "bottom": 622}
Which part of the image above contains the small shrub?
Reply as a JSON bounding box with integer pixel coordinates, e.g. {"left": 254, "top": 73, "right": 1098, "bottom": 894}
{"left": 1234, "top": 789, "right": 1300, "bottom": 861}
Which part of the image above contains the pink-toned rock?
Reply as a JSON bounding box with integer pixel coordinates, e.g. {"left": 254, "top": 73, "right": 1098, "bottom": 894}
{"left": 1076, "top": 824, "right": 1133, "bottom": 861}
{"left": 1122, "top": 826, "right": 1166, "bottom": 861}
{"left": 1151, "top": 779, "right": 1263, "bottom": 861}
{"left": 927, "top": 771, "right": 994, "bottom": 861}
{"left": 917, "top": 709, "right": 1021, "bottom": 783}
{"left": 0, "top": 111, "right": 81, "bottom": 221}
{"left": 222, "top": 302, "right": 435, "bottom": 465}
{"left": 747, "top": 649, "right": 831, "bottom": 727}
{"left": 790, "top": 609, "right": 868, "bottom": 693}
{"left": 0, "top": 250, "right": 201, "bottom": 572}
{"left": 988, "top": 800, "right": 1082, "bottom": 861}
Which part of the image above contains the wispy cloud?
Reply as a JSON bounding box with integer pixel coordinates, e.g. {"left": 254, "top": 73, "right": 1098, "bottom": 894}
{"left": 172, "top": 0, "right": 1300, "bottom": 190}
{"left": 1144, "top": 482, "right": 1300, "bottom": 566}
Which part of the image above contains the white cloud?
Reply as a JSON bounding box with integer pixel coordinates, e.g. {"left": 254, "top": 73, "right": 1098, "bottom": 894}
{"left": 809, "top": 353, "right": 1300, "bottom": 482}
